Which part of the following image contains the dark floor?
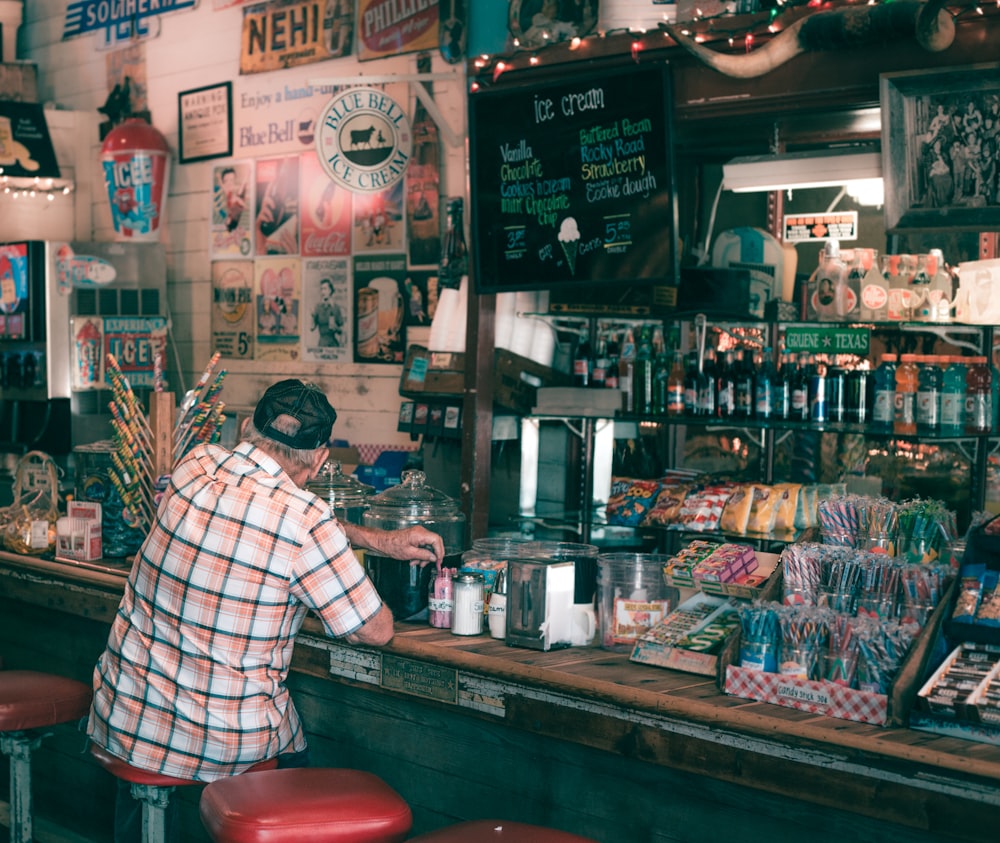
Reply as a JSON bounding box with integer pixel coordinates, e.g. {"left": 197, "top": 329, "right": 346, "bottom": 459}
{"left": 1, "top": 800, "right": 95, "bottom": 842}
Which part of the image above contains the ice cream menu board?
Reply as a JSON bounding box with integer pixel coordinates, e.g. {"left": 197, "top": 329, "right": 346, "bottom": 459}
{"left": 469, "top": 62, "right": 677, "bottom": 294}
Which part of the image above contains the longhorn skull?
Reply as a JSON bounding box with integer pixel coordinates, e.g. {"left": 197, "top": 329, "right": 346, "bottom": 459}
{"left": 661, "top": 0, "right": 955, "bottom": 79}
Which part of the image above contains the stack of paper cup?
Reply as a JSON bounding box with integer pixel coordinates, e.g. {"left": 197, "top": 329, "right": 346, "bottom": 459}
{"left": 0, "top": 0, "right": 23, "bottom": 62}
{"left": 428, "top": 277, "right": 468, "bottom": 352}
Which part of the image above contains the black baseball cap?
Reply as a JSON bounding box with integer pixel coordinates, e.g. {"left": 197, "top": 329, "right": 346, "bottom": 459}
{"left": 253, "top": 379, "right": 337, "bottom": 450}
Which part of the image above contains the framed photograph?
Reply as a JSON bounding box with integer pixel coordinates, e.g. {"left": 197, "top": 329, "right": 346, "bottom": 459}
{"left": 178, "top": 82, "right": 233, "bottom": 164}
{"left": 880, "top": 63, "right": 1000, "bottom": 232}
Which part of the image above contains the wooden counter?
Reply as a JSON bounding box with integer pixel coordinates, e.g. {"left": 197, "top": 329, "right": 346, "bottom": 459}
{"left": 2, "top": 552, "right": 998, "bottom": 842}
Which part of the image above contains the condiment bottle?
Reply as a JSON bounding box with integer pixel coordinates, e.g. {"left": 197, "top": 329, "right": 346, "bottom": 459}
{"left": 487, "top": 567, "right": 507, "bottom": 640}
{"left": 428, "top": 567, "right": 454, "bottom": 629}
{"left": 451, "top": 572, "right": 485, "bottom": 636}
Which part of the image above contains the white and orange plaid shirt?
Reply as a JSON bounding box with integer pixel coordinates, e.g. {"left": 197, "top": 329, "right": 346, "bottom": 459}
{"left": 88, "top": 441, "right": 382, "bottom": 782}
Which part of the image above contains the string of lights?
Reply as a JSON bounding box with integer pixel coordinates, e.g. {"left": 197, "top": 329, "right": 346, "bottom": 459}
{"left": 470, "top": 0, "right": 999, "bottom": 86}
{"left": 0, "top": 173, "right": 75, "bottom": 202}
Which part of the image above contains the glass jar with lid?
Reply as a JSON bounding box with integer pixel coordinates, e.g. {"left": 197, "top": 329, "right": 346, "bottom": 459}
{"left": 306, "top": 460, "right": 375, "bottom": 527}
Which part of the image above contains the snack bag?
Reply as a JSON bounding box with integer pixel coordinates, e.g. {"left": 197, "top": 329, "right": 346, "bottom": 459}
{"left": 771, "top": 483, "right": 802, "bottom": 533}
{"left": 746, "top": 485, "right": 782, "bottom": 534}
{"left": 719, "top": 484, "right": 754, "bottom": 534}
{"left": 606, "top": 478, "right": 661, "bottom": 527}
{"left": 642, "top": 483, "right": 694, "bottom": 527}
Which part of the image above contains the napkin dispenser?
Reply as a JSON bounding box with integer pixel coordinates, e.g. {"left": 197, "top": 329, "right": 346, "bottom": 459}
{"left": 505, "top": 557, "right": 576, "bottom": 651}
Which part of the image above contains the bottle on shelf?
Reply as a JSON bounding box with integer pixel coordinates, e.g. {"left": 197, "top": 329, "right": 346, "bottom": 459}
{"left": 871, "top": 353, "right": 898, "bottom": 433}
{"left": 573, "top": 336, "right": 592, "bottom": 387}
{"left": 605, "top": 337, "right": 619, "bottom": 390}
{"left": 440, "top": 198, "right": 468, "bottom": 289}
{"left": 754, "top": 346, "right": 777, "bottom": 420}
{"left": 915, "top": 354, "right": 942, "bottom": 435}
{"left": 790, "top": 352, "right": 810, "bottom": 421}
{"left": 634, "top": 326, "right": 654, "bottom": 414}
{"left": 734, "top": 348, "right": 754, "bottom": 419}
{"left": 697, "top": 346, "right": 717, "bottom": 417}
{"left": 809, "top": 361, "right": 828, "bottom": 423}
{"left": 715, "top": 349, "right": 736, "bottom": 419}
{"left": 666, "top": 350, "right": 685, "bottom": 417}
{"left": 940, "top": 355, "right": 967, "bottom": 436}
{"left": 845, "top": 365, "right": 870, "bottom": 424}
{"left": 651, "top": 330, "right": 670, "bottom": 415}
{"left": 591, "top": 335, "right": 609, "bottom": 389}
{"left": 894, "top": 353, "right": 919, "bottom": 435}
{"left": 683, "top": 350, "right": 699, "bottom": 415}
{"left": 826, "top": 365, "right": 846, "bottom": 423}
{"left": 619, "top": 328, "right": 636, "bottom": 413}
{"left": 774, "top": 351, "right": 793, "bottom": 420}
{"left": 965, "top": 355, "right": 993, "bottom": 435}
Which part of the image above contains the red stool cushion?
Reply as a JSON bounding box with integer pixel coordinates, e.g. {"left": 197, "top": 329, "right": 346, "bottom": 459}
{"left": 199, "top": 768, "right": 412, "bottom": 843}
{"left": 90, "top": 743, "right": 278, "bottom": 788}
{"left": 0, "top": 670, "right": 92, "bottom": 732}
{"left": 408, "top": 820, "right": 600, "bottom": 843}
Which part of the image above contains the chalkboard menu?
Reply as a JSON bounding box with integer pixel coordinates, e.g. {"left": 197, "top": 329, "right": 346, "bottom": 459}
{"left": 469, "top": 61, "right": 678, "bottom": 295}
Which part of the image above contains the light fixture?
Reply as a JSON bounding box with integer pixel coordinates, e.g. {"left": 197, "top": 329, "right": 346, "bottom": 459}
{"left": 722, "top": 148, "right": 882, "bottom": 193}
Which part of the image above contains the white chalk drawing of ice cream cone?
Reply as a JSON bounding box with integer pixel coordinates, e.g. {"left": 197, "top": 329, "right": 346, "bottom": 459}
{"left": 557, "top": 216, "right": 580, "bottom": 275}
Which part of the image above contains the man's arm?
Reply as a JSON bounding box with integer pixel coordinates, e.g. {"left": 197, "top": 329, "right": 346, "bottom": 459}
{"left": 344, "top": 603, "right": 394, "bottom": 646}
{"left": 341, "top": 522, "right": 444, "bottom": 566}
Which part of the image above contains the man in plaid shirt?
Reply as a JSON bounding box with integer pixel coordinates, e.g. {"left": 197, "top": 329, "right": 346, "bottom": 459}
{"left": 87, "top": 379, "right": 444, "bottom": 840}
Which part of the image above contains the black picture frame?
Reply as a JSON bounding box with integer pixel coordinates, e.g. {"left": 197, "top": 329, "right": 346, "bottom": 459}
{"left": 880, "top": 62, "right": 1000, "bottom": 232}
{"left": 178, "top": 82, "right": 233, "bottom": 164}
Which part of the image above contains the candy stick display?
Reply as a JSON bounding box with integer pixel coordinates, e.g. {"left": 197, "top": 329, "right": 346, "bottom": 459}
{"left": 106, "top": 354, "right": 157, "bottom": 532}
{"left": 777, "top": 605, "right": 830, "bottom": 680}
{"left": 781, "top": 544, "right": 824, "bottom": 606}
{"left": 818, "top": 495, "right": 860, "bottom": 546}
{"left": 174, "top": 362, "right": 227, "bottom": 464}
{"left": 174, "top": 352, "right": 222, "bottom": 442}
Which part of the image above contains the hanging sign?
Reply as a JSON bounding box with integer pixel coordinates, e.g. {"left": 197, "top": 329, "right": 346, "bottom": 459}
{"left": 239, "top": 0, "right": 353, "bottom": 75}
{"left": 62, "top": 0, "right": 196, "bottom": 46}
{"left": 783, "top": 212, "right": 858, "bottom": 243}
{"left": 316, "top": 87, "right": 411, "bottom": 193}
{"left": 784, "top": 325, "right": 870, "bottom": 356}
{"left": 356, "top": 0, "right": 438, "bottom": 61}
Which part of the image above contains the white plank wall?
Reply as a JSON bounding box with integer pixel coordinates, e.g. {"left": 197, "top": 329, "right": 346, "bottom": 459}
{"left": 15, "top": 0, "right": 469, "bottom": 454}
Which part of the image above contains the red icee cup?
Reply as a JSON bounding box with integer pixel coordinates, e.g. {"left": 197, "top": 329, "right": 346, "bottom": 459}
{"left": 100, "top": 118, "right": 170, "bottom": 242}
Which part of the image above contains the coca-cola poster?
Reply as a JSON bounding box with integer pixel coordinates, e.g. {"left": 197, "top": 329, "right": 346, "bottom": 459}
{"left": 300, "top": 151, "right": 352, "bottom": 257}
{"left": 254, "top": 155, "right": 300, "bottom": 256}
{"left": 302, "top": 258, "right": 351, "bottom": 363}
{"left": 211, "top": 162, "right": 254, "bottom": 257}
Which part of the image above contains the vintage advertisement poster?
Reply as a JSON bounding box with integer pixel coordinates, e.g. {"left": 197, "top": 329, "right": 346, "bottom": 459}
{"left": 255, "top": 155, "right": 300, "bottom": 255}
{"left": 352, "top": 182, "right": 405, "bottom": 254}
{"left": 356, "top": 0, "right": 438, "bottom": 61}
{"left": 403, "top": 270, "right": 436, "bottom": 329}
{"left": 240, "top": 0, "right": 354, "bottom": 75}
{"left": 102, "top": 316, "right": 168, "bottom": 388}
{"left": 70, "top": 316, "right": 104, "bottom": 390}
{"left": 406, "top": 93, "right": 441, "bottom": 267}
{"left": 300, "top": 151, "right": 352, "bottom": 257}
{"left": 211, "top": 162, "right": 254, "bottom": 257}
{"left": 255, "top": 257, "right": 301, "bottom": 361}
{"left": 211, "top": 260, "right": 255, "bottom": 359}
{"left": 353, "top": 254, "right": 406, "bottom": 364}
{"left": 302, "top": 258, "right": 351, "bottom": 363}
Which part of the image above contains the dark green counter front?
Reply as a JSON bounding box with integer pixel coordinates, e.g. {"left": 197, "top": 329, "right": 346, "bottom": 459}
{"left": 1, "top": 552, "right": 998, "bottom": 842}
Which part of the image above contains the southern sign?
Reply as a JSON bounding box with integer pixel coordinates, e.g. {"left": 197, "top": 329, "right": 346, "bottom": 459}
{"left": 316, "top": 87, "right": 411, "bottom": 193}
{"left": 62, "top": 0, "right": 196, "bottom": 47}
{"left": 783, "top": 325, "right": 870, "bottom": 356}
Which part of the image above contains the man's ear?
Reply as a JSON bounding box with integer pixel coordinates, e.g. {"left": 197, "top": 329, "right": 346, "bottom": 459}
{"left": 240, "top": 417, "right": 251, "bottom": 437}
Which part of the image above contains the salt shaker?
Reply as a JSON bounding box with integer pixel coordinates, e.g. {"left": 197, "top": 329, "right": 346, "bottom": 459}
{"left": 487, "top": 566, "right": 507, "bottom": 640}
{"left": 428, "top": 567, "right": 454, "bottom": 629}
{"left": 451, "top": 572, "right": 485, "bottom": 636}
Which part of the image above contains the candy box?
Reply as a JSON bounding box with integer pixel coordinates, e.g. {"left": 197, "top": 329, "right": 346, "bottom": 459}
{"left": 55, "top": 501, "right": 103, "bottom": 562}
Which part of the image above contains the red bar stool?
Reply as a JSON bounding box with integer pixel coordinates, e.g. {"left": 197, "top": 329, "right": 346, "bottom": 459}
{"left": 0, "top": 669, "right": 93, "bottom": 843}
{"left": 90, "top": 743, "right": 278, "bottom": 843}
{"left": 199, "top": 767, "right": 412, "bottom": 843}
{"left": 408, "top": 820, "right": 601, "bottom": 842}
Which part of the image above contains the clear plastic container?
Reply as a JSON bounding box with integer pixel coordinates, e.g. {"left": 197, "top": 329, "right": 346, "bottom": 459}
{"left": 596, "top": 553, "right": 679, "bottom": 653}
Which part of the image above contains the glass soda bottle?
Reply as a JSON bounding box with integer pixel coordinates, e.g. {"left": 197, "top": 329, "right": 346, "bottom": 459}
{"left": 651, "top": 332, "right": 670, "bottom": 415}
{"left": 666, "top": 350, "right": 685, "bottom": 416}
{"left": 683, "top": 351, "right": 699, "bottom": 415}
{"left": 940, "top": 356, "right": 967, "bottom": 436}
{"left": 698, "top": 347, "right": 717, "bottom": 417}
{"left": 965, "top": 356, "right": 993, "bottom": 435}
{"left": 633, "top": 326, "right": 653, "bottom": 414}
{"left": 915, "top": 354, "right": 942, "bottom": 435}
{"left": 754, "top": 347, "right": 777, "bottom": 420}
{"left": 734, "top": 348, "right": 754, "bottom": 419}
{"left": 871, "top": 353, "right": 898, "bottom": 433}
{"left": 774, "top": 351, "right": 793, "bottom": 420}
{"left": 715, "top": 349, "right": 736, "bottom": 419}
{"left": 894, "top": 353, "right": 919, "bottom": 435}
{"left": 618, "top": 328, "right": 636, "bottom": 413}
{"left": 790, "top": 352, "right": 810, "bottom": 421}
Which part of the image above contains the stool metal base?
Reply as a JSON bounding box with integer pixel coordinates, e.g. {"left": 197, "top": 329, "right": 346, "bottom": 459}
{"left": 1, "top": 730, "right": 45, "bottom": 843}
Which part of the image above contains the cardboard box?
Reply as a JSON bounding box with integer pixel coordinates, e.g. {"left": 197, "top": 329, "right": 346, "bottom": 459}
{"left": 533, "top": 386, "right": 622, "bottom": 417}
{"left": 55, "top": 501, "right": 102, "bottom": 562}
{"left": 663, "top": 550, "right": 782, "bottom": 601}
{"left": 630, "top": 593, "right": 742, "bottom": 682}
{"left": 725, "top": 577, "right": 955, "bottom": 727}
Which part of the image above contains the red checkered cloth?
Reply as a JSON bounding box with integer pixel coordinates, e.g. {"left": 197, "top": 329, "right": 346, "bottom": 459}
{"left": 355, "top": 443, "right": 418, "bottom": 466}
{"left": 725, "top": 665, "right": 888, "bottom": 726}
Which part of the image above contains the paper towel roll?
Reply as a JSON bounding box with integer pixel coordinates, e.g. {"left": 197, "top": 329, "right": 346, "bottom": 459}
{"left": 495, "top": 292, "right": 517, "bottom": 351}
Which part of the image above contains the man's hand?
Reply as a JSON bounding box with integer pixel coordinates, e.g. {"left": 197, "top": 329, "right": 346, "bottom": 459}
{"left": 342, "top": 522, "right": 445, "bottom": 567}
